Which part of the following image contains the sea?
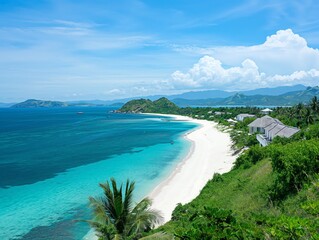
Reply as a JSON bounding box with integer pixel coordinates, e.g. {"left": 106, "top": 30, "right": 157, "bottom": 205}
{"left": 0, "top": 107, "right": 198, "bottom": 240}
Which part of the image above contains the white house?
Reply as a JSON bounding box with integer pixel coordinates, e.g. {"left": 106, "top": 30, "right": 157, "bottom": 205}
{"left": 236, "top": 114, "right": 256, "bottom": 122}
{"left": 227, "top": 118, "right": 237, "bottom": 125}
{"left": 248, "top": 116, "right": 299, "bottom": 146}
{"left": 261, "top": 108, "right": 273, "bottom": 115}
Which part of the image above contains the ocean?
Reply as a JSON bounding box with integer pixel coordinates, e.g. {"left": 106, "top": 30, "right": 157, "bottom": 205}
{"left": 0, "top": 107, "right": 198, "bottom": 240}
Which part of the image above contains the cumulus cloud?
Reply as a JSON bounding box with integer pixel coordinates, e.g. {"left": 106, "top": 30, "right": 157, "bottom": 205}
{"left": 169, "top": 29, "right": 319, "bottom": 90}
{"left": 263, "top": 29, "right": 307, "bottom": 48}
{"left": 268, "top": 69, "right": 319, "bottom": 85}
{"left": 171, "top": 56, "right": 264, "bottom": 89}
{"left": 169, "top": 55, "right": 319, "bottom": 90}
{"left": 174, "top": 29, "right": 319, "bottom": 76}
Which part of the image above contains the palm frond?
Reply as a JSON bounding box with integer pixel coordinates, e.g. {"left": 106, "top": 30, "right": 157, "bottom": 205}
{"left": 88, "top": 196, "right": 110, "bottom": 224}
{"left": 127, "top": 197, "right": 163, "bottom": 236}
{"left": 84, "top": 179, "right": 163, "bottom": 240}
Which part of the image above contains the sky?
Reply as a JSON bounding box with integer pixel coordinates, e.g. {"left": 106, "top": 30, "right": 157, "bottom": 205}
{"left": 0, "top": 0, "right": 319, "bottom": 102}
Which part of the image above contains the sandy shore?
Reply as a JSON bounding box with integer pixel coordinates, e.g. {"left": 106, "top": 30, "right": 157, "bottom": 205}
{"left": 84, "top": 114, "right": 236, "bottom": 239}
{"left": 148, "top": 114, "right": 236, "bottom": 223}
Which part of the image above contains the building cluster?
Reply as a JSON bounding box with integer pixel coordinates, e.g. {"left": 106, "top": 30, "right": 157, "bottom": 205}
{"left": 233, "top": 108, "right": 299, "bottom": 147}
{"left": 248, "top": 116, "right": 300, "bottom": 146}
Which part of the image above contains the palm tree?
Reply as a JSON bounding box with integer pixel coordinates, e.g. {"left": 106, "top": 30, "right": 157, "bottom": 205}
{"left": 86, "top": 178, "right": 162, "bottom": 240}
{"left": 304, "top": 107, "right": 314, "bottom": 125}
{"left": 310, "top": 96, "right": 319, "bottom": 113}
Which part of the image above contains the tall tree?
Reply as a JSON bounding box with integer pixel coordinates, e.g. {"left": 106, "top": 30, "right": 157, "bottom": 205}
{"left": 86, "top": 178, "right": 162, "bottom": 240}
{"left": 310, "top": 96, "right": 319, "bottom": 113}
{"left": 304, "top": 107, "right": 314, "bottom": 125}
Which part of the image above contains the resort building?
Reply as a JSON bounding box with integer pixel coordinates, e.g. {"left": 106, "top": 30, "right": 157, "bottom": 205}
{"left": 214, "top": 111, "right": 225, "bottom": 115}
{"left": 227, "top": 118, "right": 237, "bottom": 125}
{"left": 248, "top": 116, "right": 300, "bottom": 146}
{"left": 261, "top": 108, "right": 273, "bottom": 115}
{"left": 236, "top": 114, "right": 255, "bottom": 122}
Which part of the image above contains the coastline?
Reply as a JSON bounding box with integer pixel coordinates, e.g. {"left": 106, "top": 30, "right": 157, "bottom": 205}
{"left": 85, "top": 114, "right": 236, "bottom": 239}
{"left": 148, "top": 114, "right": 236, "bottom": 223}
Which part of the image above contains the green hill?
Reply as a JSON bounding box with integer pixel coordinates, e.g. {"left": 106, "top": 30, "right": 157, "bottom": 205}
{"left": 118, "top": 97, "right": 180, "bottom": 114}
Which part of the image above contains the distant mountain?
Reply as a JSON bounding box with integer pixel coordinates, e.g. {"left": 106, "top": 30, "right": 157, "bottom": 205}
{"left": 168, "top": 84, "right": 307, "bottom": 100}
{"left": 172, "top": 86, "right": 319, "bottom": 107}
{"left": 119, "top": 97, "right": 179, "bottom": 114}
{"left": 11, "top": 99, "right": 69, "bottom": 108}
{"left": 5, "top": 85, "right": 311, "bottom": 108}
{"left": 168, "top": 90, "right": 233, "bottom": 100}
{"left": 102, "top": 84, "right": 307, "bottom": 104}
{"left": 172, "top": 98, "right": 222, "bottom": 107}
{"left": 241, "top": 84, "right": 306, "bottom": 96}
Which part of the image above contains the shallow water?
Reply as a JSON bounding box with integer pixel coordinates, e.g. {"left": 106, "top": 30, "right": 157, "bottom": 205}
{"left": 0, "top": 107, "right": 197, "bottom": 240}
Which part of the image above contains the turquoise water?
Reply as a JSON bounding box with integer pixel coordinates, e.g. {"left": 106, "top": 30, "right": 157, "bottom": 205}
{"left": 0, "top": 108, "right": 197, "bottom": 240}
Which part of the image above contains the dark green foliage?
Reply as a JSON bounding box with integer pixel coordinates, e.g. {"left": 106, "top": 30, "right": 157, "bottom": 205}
{"left": 119, "top": 98, "right": 180, "bottom": 114}
{"left": 170, "top": 206, "right": 261, "bottom": 239}
{"left": 303, "top": 122, "right": 319, "bottom": 139}
{"left": 262, "top": 215, "right": 319, "bottom": 239}
{"left": 268, "top": 140, "right": 319, "bottom": 201}
{"left": 234, "top": 145, "right": 266, "bottom": 169}
{"left": 119, "top": 99, "right": 155, "bottom": 113}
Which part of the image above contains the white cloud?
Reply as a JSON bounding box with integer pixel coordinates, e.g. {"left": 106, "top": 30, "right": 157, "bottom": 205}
{"left": 169, "top": 29, "right": 319, "bottom": 90}
{"left": 169, "top": 55, "right": 319, "bottom": 90}
{"left": 268, "top": 69, "right": 319, "bottom": 85}
{"left": 170, "top": 56, "right": 265, "bottom": 90}
{"left": 174, "top": 29, "right": 319, "bottom": 75}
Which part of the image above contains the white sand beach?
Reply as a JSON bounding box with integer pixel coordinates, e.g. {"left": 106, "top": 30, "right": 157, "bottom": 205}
{"left": 148, "top": 114, "right": 236, "bottom": 223}
{"left": 85, "top": 114, "right": 236, "bottom": 239}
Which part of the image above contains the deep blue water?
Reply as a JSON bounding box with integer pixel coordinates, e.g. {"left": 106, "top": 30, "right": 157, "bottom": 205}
{"left": 0, "top": 107, "right": 197, "bottom": 240}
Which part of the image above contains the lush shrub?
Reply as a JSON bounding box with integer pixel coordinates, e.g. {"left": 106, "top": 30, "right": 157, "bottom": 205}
{"left": 171, "top": 206, "right": 262, "bottom": 239}
{"left": 304, "top": 123, "right": 319, "bottom": 140}
{"left": 269, "top": 140, "right": 319, "bottom": 201}
{"left": 264, "top": 215, "right": 319, "bottom": 239}
{"left": 234, "top": 145, "right": 266, "bottom": 169}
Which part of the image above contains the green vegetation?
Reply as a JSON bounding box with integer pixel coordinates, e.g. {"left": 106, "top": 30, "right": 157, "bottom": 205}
{"left": 119, "top": 97, "right": 180, "bottom": 114}
{"left": 85, "top": 178, "right": 162, "bottom": 240}
{"left": 133, "top": 96, "right": 319, "bottom": 239}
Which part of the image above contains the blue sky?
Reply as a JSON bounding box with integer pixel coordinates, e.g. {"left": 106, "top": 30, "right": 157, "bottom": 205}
{"left": 0, "top": 0, "right": 319, "bottom": 102}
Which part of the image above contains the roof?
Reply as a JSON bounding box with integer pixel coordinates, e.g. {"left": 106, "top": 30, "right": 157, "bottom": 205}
{"left": 261, "top": 108, "right": 273, "bottom": 112}
{"left": 274, "top": 126, "right": 300, "bottom": 138}
{"left": 267, "top": 123, "right": 286, "bottom": 136}
{"left": 248, "top": 116, "right": 282, "bottom": 128}
{"left": 237, "top": 114, "right": 255, "bottom": 118}
{"left": 227, "top": 118, "right": 237, "bottom": 123}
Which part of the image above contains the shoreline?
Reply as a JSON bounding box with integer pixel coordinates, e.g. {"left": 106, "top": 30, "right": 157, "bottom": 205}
{"left": 148, "top": 114, "right": 236, "bottom": 223}
{"left": 84, "top": 114, "right": 236, "bottom": 239}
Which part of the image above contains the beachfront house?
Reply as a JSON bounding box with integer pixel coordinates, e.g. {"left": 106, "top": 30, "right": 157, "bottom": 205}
{"left": 214, "top": 111, "right": 225, "bottom": 115}
{"left": 248, "top": 116, "right": 300, "bottom": 146}
{"left": 236, "top": 114, "right": 255, "bottom": 122}
{"left": 261, "top": 108, "right": 273, "bottom": 115}
{"left": 227, "top": 118, "right": 237, "bottom": 125}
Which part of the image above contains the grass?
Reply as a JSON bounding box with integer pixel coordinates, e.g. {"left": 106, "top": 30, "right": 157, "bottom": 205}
{"left": 151, "top": 159, "right": 319, "bottom": 239}
{"left": 195, "top": 159, "right": 273, "bottom": 215}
